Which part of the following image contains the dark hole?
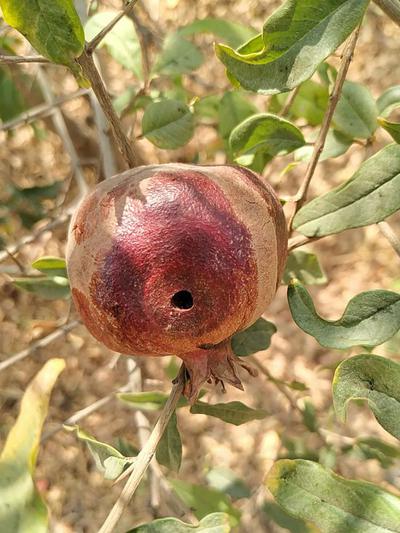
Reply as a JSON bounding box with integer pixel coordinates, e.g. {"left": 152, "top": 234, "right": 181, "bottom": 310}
{"left": 171, "top": 290, "right": 193, "bottom": 310}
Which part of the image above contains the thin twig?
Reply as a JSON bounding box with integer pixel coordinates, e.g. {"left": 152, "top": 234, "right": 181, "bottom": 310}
{"left": 0, "top": 89, "right": 90, "bottom": 131}
{"left": 0, "top": 320, "right": 79, "bottom": 373}
{"left": 42, "top": 383, "right": 131, "bottom": 442}
{"left": 288, "top": 27, "right": 361, "bottom": 232}
{"left": 0, "top": 54, "right": 50, "bottom": 64}
{"left": 280, "top": 86, "right": 301, "bottom": 117}
{"left": 87, "top": 0, "right": 139, "bottom": 53}
{"left": 98, "top": 366, "right": 186, "bottom": 533}
{"left": 378, "top": 221, "right": 400, "bottom": 258}
{"left": 374, "top": 0, "right": 400, "bottom": 26}
{"left": 0, "top": 212, "right": 71, "bottom": 264}
{"left": 35, "top": 65, "right": 88, "bottom": 196}
{"left": 77, "top": 49, "right": 140, "bottom": 168}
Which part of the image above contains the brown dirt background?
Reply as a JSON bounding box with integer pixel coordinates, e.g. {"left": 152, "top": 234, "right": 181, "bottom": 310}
{"left": 1, "top": 1, "right": 400, "bottom": 532}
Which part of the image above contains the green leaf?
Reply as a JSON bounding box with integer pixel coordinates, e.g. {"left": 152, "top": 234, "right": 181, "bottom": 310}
{"left": 333, "top": 81, "right": 378, "bottom": 139}
{"left": 194, "top": 95, "right": 221, "bottom": 121}
{"left": 229, "top": 113, "right": 305, "bottom": 162}
{"left": 127, "top": 512, "right": 231, "bottom": 532}
{"left": 153, "top": 33, "right": 203, "bottom": 75}
{"left": 31, "top": 256, "right": 67, "bottom": 278}
{"left": 85, "top": 12, "right": 142, "bottom": 79}
{"left": 0, "top": 0, "right": 84, "bottom": 75}
{"left": 294, "top": 129, "right": 352, "bottom": 162}
{"left": 66, "top": 426, "right": 133, "bottom": 480}
{"left": 170, "top": 480, "right": 241, "bottom": 526}
{"left": 333, "top": 354, "right": 400, "bottom": 440}
{"left": 156, "top": 412, "right": 182, "bottom": 472}
{"left": 190, "top": 401, "right": 267, "bottom": 426}
{"left": 270, "top": 80, "right": 329, "bottom": 126}
{"left": 13, "top": 182, "right": 62, "bottom": 201}
{"left": 206, "top": 468, "right": 251, "bottom": 500}
{"left": 293, "top": 144, "right": 400, "bottom": 237}
{"left": 218, "top": 91, "right": 257, "bottom": 142}
{"left": 0, "top": 359, "right": 65, "bottom": 533}
{"left": 301, "top": 400, "right": 318, "bottom": 433}
{"left": 231, "top": 317, "right": 276, "bottom": 357}
{"left": 378, "top": 117, "right": 400, "bottom": 144}
{"left": 142, "top": 99, "right": 194, "bottom": 149}
{"left": 0, "top": 67, "right": 25, "bottom": 122}
{"left": 262, "top": 501, "right": 315, "bottom": 533}
{"left": 353, "top": 437, "right": 400, "bottom": 468}
{"left": 13, "top": 276, "right": 70, "bottom": 300}
{"left": 377, "top": 86, "right": 400, "bottom": 118}
{"left": 178, "top": 18, "right": 256, "bottom": 48}
{"left": 282, "top": 250, "right": 327, "bottom": 286}
{"left": 288, "top": 280, "right": 400, "bottom": 349}
{"left": 117, "top": 390, "right": 190, "bottom": 411}
{"left": 267, "top": 459, "right": 400, "bottom": 533}
{"left": 215, "top": 0, "right": 368, "bottom": 94}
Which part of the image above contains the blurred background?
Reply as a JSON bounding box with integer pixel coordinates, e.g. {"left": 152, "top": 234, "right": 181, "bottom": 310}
{"left": 1, "top": 1, "right": 400, "bottom": 531}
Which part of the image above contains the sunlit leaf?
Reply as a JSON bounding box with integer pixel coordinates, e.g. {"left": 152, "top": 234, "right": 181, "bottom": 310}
{"left": 0, "top": 359, "right": 65, "bottom": 533}
{"left": 127, "top": 512, "right": 231, "bottom": 532}
{"left": 117, "top": 390, "right": 190, "bottom": 411}
{"left": 288, "top": 280, "right": 400, "bottom": 349}
{"left": 378, "top": 117, "right": 400, "bottom": 144}
{"left": 283, "top": 250, "right": 327, "bottom": 286}
{"left": 66, "top": 425, "right": 133, "bottom": 480}
{"left": 32, "top": 257, "right": 67, "bottom": 278}
{"left": 267, "top": 459, "right": 400, "bottom": 532}
{"left": 333, "top": 354, "right": 400, "bottom": 440}
{"left": 377, "top": 86, "right": 400, "bottom": 118}
{"left": 215, "top": 0, "right": 368, "bottom": 94}
{"left": 293, "top": 144, "right": 400, "bottom": 237}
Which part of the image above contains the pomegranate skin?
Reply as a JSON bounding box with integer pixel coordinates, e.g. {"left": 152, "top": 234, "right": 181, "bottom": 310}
{"left": 67, "top": 163, "right": 287, "bottom": 400}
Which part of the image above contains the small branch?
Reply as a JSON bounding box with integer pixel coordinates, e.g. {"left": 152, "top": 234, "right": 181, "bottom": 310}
{"left": 0, "top": 320, "right": 79, "bottom": 373}
{"left": 288, "top": 27, "right": 361, "bottom": 232}
{"left": 378, "top": 221, "right": 400, "bottom": 258}
{"left": 0, "top": 89, "right": 90, "bottom": 131}
{"left": 77, "top": 49, "right": 140, "bottom": 168}
{"left": 86, "top": 0, "right": 139, "bottom": 53}
{"left": 280, "top": 86, "right": 300, "bottom": 117}
{"left": 0, "top": 54, "right": 50, "bottom": 64}
{"left": 374, "top": 0, "right": 400, "bottom": 26}
{"left": 98, "top": 365, "right": 185, "bottom": 533}
{"left": 0, "top": 212, "right": 71, "bottom": 264}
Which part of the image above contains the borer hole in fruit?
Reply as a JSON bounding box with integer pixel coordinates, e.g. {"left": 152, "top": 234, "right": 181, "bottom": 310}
{"left": 171, "top": 290, "right": 193, "bottom": 310}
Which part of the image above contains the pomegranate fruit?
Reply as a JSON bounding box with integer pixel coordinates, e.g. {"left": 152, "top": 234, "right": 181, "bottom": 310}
{"left": 66, "top": 164, "right": 287, "bottom": 402}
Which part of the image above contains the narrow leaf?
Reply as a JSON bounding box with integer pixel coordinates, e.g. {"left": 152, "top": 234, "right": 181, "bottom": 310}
{"left": 142, "top": 99, "right": 194, "bottom": 149}
{"left": 14, "top": 276, "right": 70, "bottom": 300}
{"left": 0, "top": 359, "right": 65, "bottom": 533}
{"left": 170, "top": 480, "right": 241, "bottom": 525}
{"left": 0, "top": 0, "right": 84, "bottom": 75}
{"left": 215, "top": 0, "right": 368, "bottom": 94}
{"left": 294, "top": 130, "right": 352, "bottom": 162}
{"left": 267, "top": 459, "right": 400, "bottom": 533}
{"left": 333, "top": 354, "right": 400, "bottom": 440}
{"left": 283, "top": 250, "right": 327, "bottom": 286}
{"left": 85, "top": 12, "right": 142, "bottom": 79}
{"left": 32, "top": 257, "right": 67, "bottom": 278}
{"left": 229, "top": 113, "right": 305, "bottom": 161}
{"left": 288, "top": 280, "right": 400, "bottom": 349}
{"left": 156, "top": 412, "right": 182, "bottom": 472}
{"left": 128, "top": 512, "right": 231, "bottom": 532}
{"left": 377, "top": 86, "right": 400, "bottom": 118}
{"left": 190, "top": 401, "right": 267, "bottom": 426}
{"left": 293, "top": 144, "right": 400, "bottom": 237}
{"left": 117, "top": 391, "right": 190, "bottom": 410}
{"left": 66, "top": 426, "right": 133, "bottom": 480}
{"left": 231, "top": 317, "right": 276, "bottom": 356}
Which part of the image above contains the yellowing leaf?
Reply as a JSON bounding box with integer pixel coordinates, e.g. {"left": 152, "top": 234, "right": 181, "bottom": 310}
{"left": 0, "top": 359, "right": 65, "bottom": 532}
